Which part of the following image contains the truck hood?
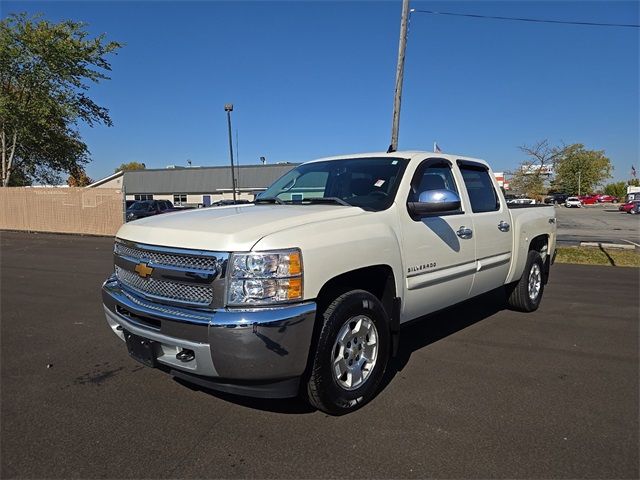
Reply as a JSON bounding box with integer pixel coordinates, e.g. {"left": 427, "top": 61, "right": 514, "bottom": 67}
{"left": 116, "top": 204, "right": 366, "bottom": 251}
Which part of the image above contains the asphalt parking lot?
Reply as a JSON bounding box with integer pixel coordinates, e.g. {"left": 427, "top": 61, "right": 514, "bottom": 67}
{"left": 1, "top": 231, "right": 638, "bottom": 479}
{"left": 554, "top": 203, "right": 640, "bottom": 246}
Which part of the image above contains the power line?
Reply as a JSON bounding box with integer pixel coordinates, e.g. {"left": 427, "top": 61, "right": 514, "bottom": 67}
{"left": 410, "top": 9, "right": 640, "bottom": 28}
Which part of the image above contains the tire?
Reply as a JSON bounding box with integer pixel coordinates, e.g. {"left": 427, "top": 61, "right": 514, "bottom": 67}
{"left": 506, "top": 250, "right": 545, "bottom": 312}
{"left": 306, "top": 290, "right": 390, "bottom": 415}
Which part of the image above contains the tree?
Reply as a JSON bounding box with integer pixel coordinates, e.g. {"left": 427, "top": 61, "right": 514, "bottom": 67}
{"left": 114, "top": 161, "right": 145, "bottom": 173}
{"left": 0, "top": 13, "right": 122, "bottom": 186}
{"left": 603, "top": 181, "right": 627, "bottom": 199}
{"left": 628, "top": 178, "right": 640, "bottom": 187}
{"left": 509, "top": 140, "right": 559, "bottom": 198}
{"left": 67, "top": 166, "right": 93, "bottom": 186}
{"left": 553, "top": 144, "right": 612, "bottom": 195}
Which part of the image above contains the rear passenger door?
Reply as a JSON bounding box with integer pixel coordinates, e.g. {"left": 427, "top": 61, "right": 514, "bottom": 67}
{"left": 458, "top": 161, "right": 512, "bottom": 297}
{"left": 399, "top": 158, "right": 476, "bottom": 321}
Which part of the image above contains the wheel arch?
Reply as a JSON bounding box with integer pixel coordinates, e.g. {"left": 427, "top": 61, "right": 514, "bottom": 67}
{"left": 506, "top": 233, "right": 551, "bottom": 284}
{"left": 314, "top": 264, "right": 398, "bottom": 322}
{"left": 528, "top": 234, "right": 551, "bottom": 281}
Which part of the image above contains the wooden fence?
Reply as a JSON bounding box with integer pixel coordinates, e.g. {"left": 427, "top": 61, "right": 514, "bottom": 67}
{"left": 0, "top": 187, "right": 123, "bottom": 236}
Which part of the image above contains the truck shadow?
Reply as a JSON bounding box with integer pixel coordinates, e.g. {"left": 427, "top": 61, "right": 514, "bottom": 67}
{"left": 175, "top": 288, "right": 507, "bottom": 415}
{"left": 172, "top": 377, "right": 316, "bottom": 414}
{"left": 381, "top": 287, "right": 507, "bottom": 390}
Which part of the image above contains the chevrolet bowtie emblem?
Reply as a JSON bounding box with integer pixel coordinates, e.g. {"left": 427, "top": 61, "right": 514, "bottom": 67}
{"left": 134, "top": 262, "right": 154, "bottom": 278}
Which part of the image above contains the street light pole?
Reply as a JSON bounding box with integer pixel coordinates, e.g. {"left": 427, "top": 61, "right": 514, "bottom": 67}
{"left": 578, "top": 170, "right": 581, "bottom": 196}
{"left": 224, "top": 103, "right": 237, "bottom": 202}
{"left": 389, "top": 0, "right": 411, "bottom": 153}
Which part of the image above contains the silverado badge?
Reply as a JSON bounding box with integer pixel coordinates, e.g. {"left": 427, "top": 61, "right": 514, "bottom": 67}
{"left": 134, "top": 262, "right": 154, "bottom": 278}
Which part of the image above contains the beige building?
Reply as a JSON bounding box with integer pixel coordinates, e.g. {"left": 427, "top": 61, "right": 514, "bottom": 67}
{"left": 89, "top": 164, "right": 297, "bottom": 207}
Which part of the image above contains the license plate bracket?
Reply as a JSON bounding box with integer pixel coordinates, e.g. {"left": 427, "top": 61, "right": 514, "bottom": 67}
{"left": 124, "top": 330, "right": 157, "bottom": 367}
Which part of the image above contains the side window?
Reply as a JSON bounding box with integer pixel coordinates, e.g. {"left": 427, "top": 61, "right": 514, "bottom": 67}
{"left": 459, "top": 165, "right": 500, "bottom": 213}
{"left": 408, "top": 162, "right": 459, "bottom": 204}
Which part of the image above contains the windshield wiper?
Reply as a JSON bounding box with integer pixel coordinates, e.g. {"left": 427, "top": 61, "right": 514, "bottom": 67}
{"left": 305, "top": 197, "right": 351, "bottom": 206}
{"left": 254, "top": 197, "right": 284, "bottom": 205}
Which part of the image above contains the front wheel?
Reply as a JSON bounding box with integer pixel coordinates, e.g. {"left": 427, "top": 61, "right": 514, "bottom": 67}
{"left": 506, "top": 250, "right": 545, "bottom": 312}
{"left": 306, "top": 290, "right": 390, "bottom": 415}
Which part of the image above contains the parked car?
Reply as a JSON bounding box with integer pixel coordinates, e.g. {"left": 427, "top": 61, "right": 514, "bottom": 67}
{"left": 596, "top": 194, "right": 618, "bottom": 203}
{"left": 507, "top": 198, "right": 536, "bottom": 205}
{"left": 102, "top": 150, "right": 557, "bottom": 415}
{"left": 578, "top": 195, "right": 598, "bottom": 205}
{"left": 157, "top": 200, "right": 178, "bottom": 212}
{"left": 125, "top": 200, "right": 169, "bottom": 221}
{"left": 210, "top": 199, "right": 252, "bottom": 207}
{"left": 565, "top": 197, "right": 582, "bottom": 208}
{"left": 628, "top": 201, "right": 640, "bottom": 214}
{"left": 619, "top": 201, "right": 635, "bottom": 213}
{"left": 544, "top": 193, "right": 569, "bottom": 204}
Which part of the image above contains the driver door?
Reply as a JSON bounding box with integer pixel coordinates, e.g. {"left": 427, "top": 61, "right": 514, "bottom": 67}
{"left": 399, "top": 159, "right": 476, "bottom": 321}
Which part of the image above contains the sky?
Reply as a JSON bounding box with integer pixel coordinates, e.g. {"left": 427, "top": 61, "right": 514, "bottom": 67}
{"left": 3, "top": 0, "right": 639, "bottom": 182}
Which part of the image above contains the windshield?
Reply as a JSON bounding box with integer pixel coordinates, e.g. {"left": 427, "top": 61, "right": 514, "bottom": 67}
{"left": 260, "top": 157, "right": 409, "bottom": 211}
{"left": 129, "top": 201, "right": 150, "bottom": 211}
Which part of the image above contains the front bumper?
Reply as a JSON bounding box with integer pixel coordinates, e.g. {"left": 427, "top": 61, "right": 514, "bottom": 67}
{"left": 102, "top": 275, "right": 316, "bottom": 397}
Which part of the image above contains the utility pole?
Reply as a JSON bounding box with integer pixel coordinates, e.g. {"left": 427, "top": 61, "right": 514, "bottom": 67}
{"left": 578, "top": 170, "right": 581, "bottom": 196}
{"left": 389, "top": 0, "right": 411, "bottom": 153}
{"left": 224, "top": 104, "right": 237, "bottom": 202}
{"left": 235, "top": 129, "right": 240, "bottom": 197}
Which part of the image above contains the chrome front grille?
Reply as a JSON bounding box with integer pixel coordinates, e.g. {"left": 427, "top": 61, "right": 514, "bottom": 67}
{"left": 115, "top": 266, "right": 213, "bottom": 305}
{"left": 114, "top": 242, "right": 217, "bottom": 271}
{"left": 113, "top": 239, "right": 228, "bottom": 308}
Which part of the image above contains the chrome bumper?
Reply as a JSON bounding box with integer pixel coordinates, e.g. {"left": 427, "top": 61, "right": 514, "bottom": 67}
{"left": 102, "top": 275, "right": 317, "bottom": 384}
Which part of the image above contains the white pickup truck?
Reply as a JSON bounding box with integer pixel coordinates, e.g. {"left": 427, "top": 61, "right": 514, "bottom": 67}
{"left": 102, "top": 151, "right": 556, "bottom": 414}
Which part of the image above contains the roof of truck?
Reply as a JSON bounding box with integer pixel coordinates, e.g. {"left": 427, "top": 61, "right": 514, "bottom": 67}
{"left": 307, "top": 151, "right": 489, "bottom": 168}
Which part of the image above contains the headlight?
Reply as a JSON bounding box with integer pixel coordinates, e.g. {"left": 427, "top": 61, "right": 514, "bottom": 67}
{"left": 227, "top": 249, "right": 303, "bottom": 306}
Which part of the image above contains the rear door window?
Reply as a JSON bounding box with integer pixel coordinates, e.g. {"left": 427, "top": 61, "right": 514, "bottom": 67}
{"left": 459, "top": 164, "right": 500, "bottom": 213}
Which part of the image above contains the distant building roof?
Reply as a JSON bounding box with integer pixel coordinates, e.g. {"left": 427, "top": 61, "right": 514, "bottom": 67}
{"left": 87, "top": 171, "right": 123, "bottom": 188}
{"left": 120, "top": 163, "right": 298, "bottom": 194}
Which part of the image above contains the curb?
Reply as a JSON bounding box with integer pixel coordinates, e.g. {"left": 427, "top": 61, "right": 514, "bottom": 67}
{"left": 579, "top": 242, "right": 636, "bottom": 250}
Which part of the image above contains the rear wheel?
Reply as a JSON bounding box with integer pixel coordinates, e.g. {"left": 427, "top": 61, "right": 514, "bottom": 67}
{"left": 506, "top": 250, "right": 545, "bottom": 312}
{"left": 306, "top": 290, "right": 390, "bottom": 415}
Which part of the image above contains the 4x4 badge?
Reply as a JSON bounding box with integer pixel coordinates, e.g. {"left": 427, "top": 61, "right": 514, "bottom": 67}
{"left": 134, "top": 262, "right": 154, "bottom": 278}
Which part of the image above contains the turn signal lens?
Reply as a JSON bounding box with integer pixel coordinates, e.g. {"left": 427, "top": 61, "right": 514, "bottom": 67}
{"left": 288, "top": 252, "right": 301, "bottom": 276}
{"left": 287, "top": 277, "right": 302, "bottom": 299}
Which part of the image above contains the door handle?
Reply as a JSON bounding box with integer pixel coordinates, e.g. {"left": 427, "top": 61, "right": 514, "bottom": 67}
{"left": 498, "top": 220, "right": 510, "bottom": 232}
{"left": 456, "top": 226, "right": 473, "bottom": 239}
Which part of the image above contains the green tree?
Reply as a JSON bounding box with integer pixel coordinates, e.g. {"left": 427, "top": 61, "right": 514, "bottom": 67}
{"left": 628, "top": 178, "right": 639, "bottom": 187}
{"left": 603, "top": 181, "right": 627, "bottom": 200}
{"left": 0, "top": 13, "right": 122, "bottom": 186}
{"left": 554, "top": 144, "right": 612, "bottom": 195}
{"left": 114, "top": 161, "right": 145, "bottom": 173}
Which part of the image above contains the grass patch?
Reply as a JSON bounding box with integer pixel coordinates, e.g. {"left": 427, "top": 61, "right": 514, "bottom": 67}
{"left": 556, "top": 246, "right": 640, "bottom": 267}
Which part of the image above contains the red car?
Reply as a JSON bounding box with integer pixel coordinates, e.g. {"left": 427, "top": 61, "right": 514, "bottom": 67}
{"left": 619, "top": 201, "right": 637, "bottom": 213}
{"left": 596, "top": 194, "right": 618, "bottom": 203}
{"left": 579, "top": 195, "right": 598, "bottom": 205}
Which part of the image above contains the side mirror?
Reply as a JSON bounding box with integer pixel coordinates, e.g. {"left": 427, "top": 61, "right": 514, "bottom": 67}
{"left": 407, "top": 189, "right": 461, "bottom": 216}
